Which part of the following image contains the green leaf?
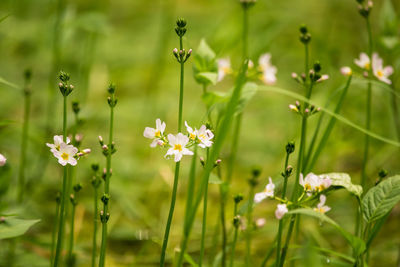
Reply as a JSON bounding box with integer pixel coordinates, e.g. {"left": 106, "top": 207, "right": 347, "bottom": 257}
{"left": 0, "top": 76, "right": 20, "bottom": 90}
{"left": 287, "top": 209, "right": 366, "bottom": 256}
{"left": 196, "top": 39, "right": 216, "bottom": 59}
{"left": 209, "top": 173, "right": 222, "bottom": 184}
{"left": 362, "top": 175, "right": 400, "bottom": 223}
{"left": 193, "top": 39, "right": 218, "bottom": 86}
{"left": 183, "top": 253, "right": 199, "bottom": 267}
{"left": 321, "top": 173, "right": 363, "bottom": 197}
{"left": 201, "top": 90, "right": 228, "bottom": 109}
{"left": 0, "top": 217, "right": 40, "bottom": 240}
{"left": 195, "top": 72, "right": 218, "bottom": 86}
{"left": 380, "top": 0, "right": 398, "bottom": 36}
{"left": 235, "top": 82, "right": 258, "bottom": 115}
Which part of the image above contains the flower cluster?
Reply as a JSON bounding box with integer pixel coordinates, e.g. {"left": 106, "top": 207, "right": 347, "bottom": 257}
{"left": 354, "top": 52, "right": 393, "bottom": 84}
{"left": 254, "top": 177, "right": 275, "bottom": 203}
{"left": 216, "top": 53, "right": 277, "bottom": 85}
{"left": 313, "top": 194, "right": 331, "bottom": 214}
{"left": 300, "top": 172, "right": 332, "bottom": 194}
{"left": 144, "top": 119, "right": 214, "bottom": 162}
{"left": 289, "top": 101, "right": 320, "bottom": 117}
{"left": 46, "top": 135, "right": 90, "bottom": 166}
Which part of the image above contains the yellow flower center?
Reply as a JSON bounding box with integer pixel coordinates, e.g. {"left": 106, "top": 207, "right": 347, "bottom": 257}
{"left": 199, "top": 134, "right": 206, "bottom": 139}
{"left": 377, "top": 70, "right": 383, "bottom": 77}
{"left": 61, "top": 153, "right": 69, "bottom": 161}
{"left": 189, "top": 133, "right": 196, "bottom": 140}
{"left": 174, "top": 144, "right": 182, "bottom": 152}
{"left": 155, "top": 130, "right": 161, "bottom": 138}
{"left": 365, "top": 63, "right": 370, "bottom": 70}
{"left": 305, "top": 184, "right": 312, "bottom": 191}
{"left": 222, "top": 66, "right": 231, "bottom": 74}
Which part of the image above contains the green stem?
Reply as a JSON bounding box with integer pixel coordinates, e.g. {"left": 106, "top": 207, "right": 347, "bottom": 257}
{"left": 50, "top": 198, "right": 60, "bottom": 267}
{"left": 67, "top": 203, "right": 76, "bottom": 265}
{"left": 229, "top": 203, "right": 239, "bottom": 267}
{"left": 242, "top": 6, "right": 248, "bottom": 61}
{"left": 219, "top": 182, "right": 227, "bottom": 267}
{"left": 92, "top": 187, "right": 98, "bottom": 267}
{"left": 98, "top": 94, "right": 115, "bottom": 267}
{"left": 245, "top": 185, "right": 255, "bottom": 266}
{"left": 17, "top": 87, "right": 31, "bottom": 203}
{"left": 305, "top": 76, "right": 352, "bottom": 172}
{"left": 276, "top": 153, "right": 290, "bottom": 266}
{"left": 199, "top": 176, "right": 208, "bottom": 267}
{"left": 53, "top": 95, "right": 68, "bottom": 267}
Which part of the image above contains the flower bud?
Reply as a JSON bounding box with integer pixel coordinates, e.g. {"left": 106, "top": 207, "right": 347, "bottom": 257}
{"left": 340, "top": 66, "right": 352, "bottom": 76}
{"left": 234, "top": 194, "right": 244, "bottom": 204}
{"left": 0, "top": 153, "right": 6, "bottom": 166}
{"left": 285, "top": 141, "right": 295, "bottom": 154}
{"left": 91, "top": 163, "right": 99, "bottom": 172}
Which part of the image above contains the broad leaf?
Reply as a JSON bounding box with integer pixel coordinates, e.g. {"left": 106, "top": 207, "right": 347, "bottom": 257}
{"left": 362, "top": 175, "right": 400, "bottom": 223}
{"left": 0, "top": 217, "right": 40, "bottom": 239}
{"left": 201, "top": 90, "right": 228, "bottom": 109}
{"left": 287, "top": 209, "right": 366, "bottom": 256}
{"left": 196, "top": 39, "right": 216, "bottom": 60}
{"left": 195, "top": 72, "right": 218, "bottom": 86}
{"left": 235, "top": 82, "right": 258, "bottom": 115}
{"left": 321, "top": 173, "right": 363, "bottom": 197}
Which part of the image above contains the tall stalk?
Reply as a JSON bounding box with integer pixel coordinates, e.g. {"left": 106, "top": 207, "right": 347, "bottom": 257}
{"left": 159, "top": 18, "right": 190, "bottom": 267}
{"left": 17, "top": 70, "right": 32, "bottom": 203}
{"left": 245, "top": 170, "right": 259, "bottom": 266}
{"left": 54, "top": 71, "right": 74, "bottom": 267}
{"left": 67, "top": 183, "right": 81, "bottom": 266}
{"left": 275, "top": 143, "right": 295, "bottom": 266}
{"left": 50, "top": 193, "right": 61, "bottom": 267}
{"left": 98, "top": 84, "right": 117, "bottom": 267}
{"left": 229, "top": 195, "right": 243, "bottom": 267}
{"left": 91, "top": 164, "right": 101, "bottom": 267}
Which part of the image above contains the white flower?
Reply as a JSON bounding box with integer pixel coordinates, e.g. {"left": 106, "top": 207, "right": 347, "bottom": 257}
{"left": 314, "top": 194, "right": 331, "bottom": 214}
{"left": 0, "top": 153, "right": 6, "bottom": 166}
{"left": 372, "top": 53, "right": 393, "bottom": 84}
{"left": 185, "top": 121, "right": 214, "bottom": 148}
{"left": 317, "top": 74, "right": 329, "bottom": 83}
{"left": 254, "top": 177, "right": 275, "bottom": 203}
{"left": 258, "top": 53, "right": 277, "bottom": 85}
{"left": 340, "top": 66, "right": 352, "bottom": 76}
{"left": 217, "top": 58, "right": 232, "bottom": 82}
{"left": 165, "top": 133, "right": 194, "bottom": 162}
{"left": 354, "top": 53, "right": 371, "bottom": 70}
{"left": 46, "top": 135, "right": 71, "bottom": 153}
{"left": 275, "top": 204, "right": 288, "bottom": 220}
{"left": 197, "top": 125, "right": 214, "bottom": 148}
{"left": 53, "top": 142, "right": 78, "bottom": 166}
{"left": 300, "top": 173, "right": 332, "bottom": 193}
{"left": 143, "top": 118, "right": 166, "bottom": 147}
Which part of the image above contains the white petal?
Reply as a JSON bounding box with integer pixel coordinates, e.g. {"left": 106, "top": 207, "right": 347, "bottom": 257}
{"left": 182, "top": 148, "right": 194, "bottom": 156}
{"left": 174, "top": 153, "right": 183, "bottom": 162}
{"left": 167, "top": 134, "right": 176, "bottom": 145}
{"left": 254, "top": 192, "right": 267, "bottom": 203}
{"left": 69, "top": 158, "right": 78, "bottom": 166}
{"left": 144, "top": 127, "right": 156, "bottom": 139}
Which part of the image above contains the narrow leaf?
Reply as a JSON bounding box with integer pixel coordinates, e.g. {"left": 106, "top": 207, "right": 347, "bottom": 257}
{"left": 0, "top": 217, "right": 40, "bottom": 240}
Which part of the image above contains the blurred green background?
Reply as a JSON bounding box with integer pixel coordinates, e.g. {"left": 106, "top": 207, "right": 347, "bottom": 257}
{"left": 0, "top": 0, "right": 400, "bottom": 266}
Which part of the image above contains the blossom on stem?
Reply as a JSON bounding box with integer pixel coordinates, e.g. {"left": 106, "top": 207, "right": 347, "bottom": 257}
{"left": 217, "top": 58, "right": 232, "bottom": 82}
{"left": 165, "top": 133, "right": 194, "bottom": 162}
{"left": 53, "top": 142, "right": 78, "bottom": 166}
{"left": 340, "top": 66, "right": 352, "bottom": 76}
{"left": 185, "top": 121, "right": 214, "bottom": 148}
{"left": 275, "top": 204, "right": 288, "bottom": 220}
{"left": 254, "top": 177, "right": 275, "bottom": 203}
{"left": 0, "top": 153, "right": 6, "bottom": 166}
{"left": 144, "top": 118, "right": 166, "bottom": 147}
{"left": 372, "top": 53, "right": 393, "bottom": 84}
{"left": 46, "top": 135, "right": 71, "bottom": 153}
{"left": 300, "top": 173, "right": 332, "bottom": 194}
{"left": 314, "top": 194, "right": 331, "bottom": 214}
{"left": 258, "top": 53, "right": 277, "bottom": 85}
{"left": 354, "top": 52, "right": 370, "bottom": 70}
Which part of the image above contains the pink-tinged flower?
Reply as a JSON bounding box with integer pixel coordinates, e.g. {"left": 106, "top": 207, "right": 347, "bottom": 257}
{"left": 258, "top": 53, "right": 277, "bottom": 85}
{"left": 165, "top": 133, "right": 194, "bottom": 162}
{"left": 354, "top": 53, "right": 370, "bottom": 70}
{"left": 254, "top": 177, "right": 275, "bottom": 203}
{"left": 372, "top": 53, "right": 393, "bottom": 84}
{"left": 314, "top": 194, "right": 331, "bottom": 214}
{"left": 275, "top": 204, "right": 288, "bottom": 220}
{"left": 300, "top": 173, "right": 332, "bottom": 193}
{"left": 46, "top": 135, "right": 71, "bottom": 153}
{"left": 317, "top": 74, "right": 329, "bottom": 83}
{"left": 185, "top": 121, "right": 214, "bottom": 148}
{"left": 217, "top": 58, "right": 232, "bottom": 82}
{"left": 143, "top": 118, "right": 166, "bottom": 147}
{"left": 340, "top": 66, "right": 352, "bottom": 76}
{"left": 0, "top": 153, "right": 6, "bottom": 166}
{"left": 53, "top": 143, "right": 78, "bottom": 166}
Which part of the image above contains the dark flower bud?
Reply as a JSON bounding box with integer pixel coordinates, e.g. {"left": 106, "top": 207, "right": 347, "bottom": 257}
{"left": 299, "top": 24, "right": 308, "bottom": 34}
{"left": 252, "top": 167, "right": 262, "bottom": 178}
{"left": 234, "top": 194, "right": 244, "bottom": 204}
{"left": 24, "top": 69, "right": 32, "bottom": 82}
{"left": 108, "top": 83, "right": 116, "bottom": 94}
{"left": 73, "top": 183, "right": 82, "bottom": 193}
{"left": 101, "top": 194, "right": 110, "bottom": 205}
{"left": 285, "top": 141, "right": 295, "bottom": 154}
{"left": 176, "top": 18, "right": 187, "bottom": 28}
{"left": 91, "top": 163, "right": 99, "bottom": 172}
{"left": 58, "top": 71, "right": 70, "bottom": 82}
{"left": 378, "top": 169, "right": 388, "bottom": 179}
{"left": 233, "top": 215, "right": 241, "bottom": 228}
{"left": 313, "top": 61, "right": 321, "bottom": 72}
{"left": 72, "top": 101, "right": 80, "bottom": 114}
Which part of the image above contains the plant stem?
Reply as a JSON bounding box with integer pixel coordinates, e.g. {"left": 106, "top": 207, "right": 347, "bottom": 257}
{"left": 199, "top": 175, "right": 208, "bottom": 267}
{"left": 50, "top": 198, "right": 60, "bottom": 267}
{"left": 67, "top": 202, "right": 76, "bottom": 265}
{"left": 229, "top": 202, "right": 239, "bottom": 267}
{"left": 53, "top": 95, "right": 68, "bottom": 267}
{"left": 276, "top": 153, "right": 290, "bottom": 266}
{"left": 160, "top": 35, "right": 185, "bottom": 267}
{"left": 245, "top": 184, "right": 255, "bottom": 266}
{"left": 92, "top": 186, "right": 98, "bottom": 267}
{"left": 98, "top": 93, "right": 115, "bottom": 267}
{"left": 17, "top": 83, "right": 31, "bottom": 203}
{"left": 219, "top": 183, "right": 227, "bottom": 267}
